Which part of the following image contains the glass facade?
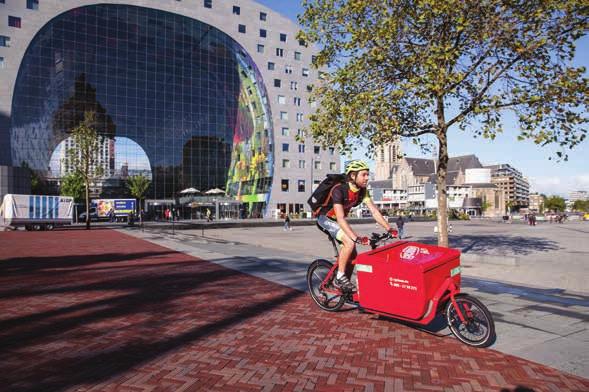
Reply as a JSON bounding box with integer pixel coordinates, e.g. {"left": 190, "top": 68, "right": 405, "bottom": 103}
{"left": 8, "top": 4, "right": 274, "bottom": 211}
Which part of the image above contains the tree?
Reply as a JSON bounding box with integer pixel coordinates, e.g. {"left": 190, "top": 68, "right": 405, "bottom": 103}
{"left": 544, "top": 195, "right": 566, "bottom": 212}
{"left": 60, "top": 172, "right": 85, "bottom": 203}
{"left": 299, "top": 0, "right": 588, "bottom": 246}
{"left": 572, "top": 199, "right": 589, "bottom": 212}
{"left": 127, "top": 175, "right": 151, "bottom": 214}
{"left": 66, "top": 111, "right": 104, "bottom": 229}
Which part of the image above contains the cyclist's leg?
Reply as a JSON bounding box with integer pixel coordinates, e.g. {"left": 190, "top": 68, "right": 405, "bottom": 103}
{"left": 337, "top": 232, "right": 356, "bottom": 275}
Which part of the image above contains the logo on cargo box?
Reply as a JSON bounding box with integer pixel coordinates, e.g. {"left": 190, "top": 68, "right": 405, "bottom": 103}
{"left": 400, "top": 245, "right": 430, "bottom": 260}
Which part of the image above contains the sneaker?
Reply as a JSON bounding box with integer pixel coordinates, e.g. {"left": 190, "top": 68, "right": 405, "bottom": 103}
{"left": 334, "top": 275, "right": 356, "bottom": 293}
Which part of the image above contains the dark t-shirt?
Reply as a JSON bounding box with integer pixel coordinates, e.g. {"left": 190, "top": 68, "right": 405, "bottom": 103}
{"left": 320, "top": 183, "right": 370, "bottom": 219}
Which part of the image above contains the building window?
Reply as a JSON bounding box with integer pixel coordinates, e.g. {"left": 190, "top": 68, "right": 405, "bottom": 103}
{"left": 307, "top": 85, "right": 313, "bottom": 92}
{"left": 296, "top": 113, "right": 304, "bottom": 122}
{"left": 281, "top": 127, "right": 289, "bottom": 136}
{"left": 302, "top": 68, "right": 309, "bottom": 77}
{"left": 294, "top": 97, "right": 301, "bottom": 106}
{"left": 0, "top": 36, "right": 9, "bottom": 47}
{"left": 290, "top": 81, "right": 298, "bottom": 90}
{"left": 314, "top": 145, "right": 320, "bottom": 154}
{"left": 0, "top": 57, "right": 4, "bottom": 69}
{"left": 297, "top": 129, "right": 305, "bottom": 138}
{"left": 281, "top": 179, "right": 289, "bottom": 192}
{"left": 294, "top": 51, "right": 302, "bottom": 61}
{"left": 330, "top": 162, "right": 337, "bottom": 171}
{"left": 238, "top": 24, "right": 246, "bottom": 33}
{"left": 280, "top": 111, "right": 288, "bottom": 120}
{"left": 298, "top": 144, "right": 305, "bottom": 153}
{"left": 314, "top": 161, "right": 321, "bottom": 170}
{"left": 232, "top": 6, "right": 240, "bottom": 14}
{"left": 268, "top": 62, "right": 275, "bottom": 70}
{"left": 282, "top": 159, "right": 290, "bottom": 168}
{"left": 257, "top": 44, "right": 264, "bottom": 53}
{"left": 260, "top": 29, "right": 267, "bottom": 38}
{"left": 273, "top": 79, "right": 281, "bottom": 88}
{"left": 298, "top": 180, "right": 306, "bottom": 192}
{"left": 329, "top": 147, "right": 335, "bottom": 155}
{"left": 8, "top": 16, "right": 21, "bottom": 28}
{"left": 282, "top": 143, "right": 289, "bottom": 152}
{"left": 276, "top": 48, "right": 284, "bottom": 57}
{"left": 278, "top": 95, "right": 286, "bottom": 104}
{"left": 299, "top": 38, "right": 307, "bottom": 47}
{"left": 285, "top": 65, "right": 293, "bottom": 74}
{"left": 26, "top": 0, "right": 39, "bottom": 10}
{"left": 280, "top": 33, "right": 287, "bottom": 42}
{"left": 298, "top": 160, "right": 305, "bottom": 169}
{"left": 204, "top": 0, "right": 212, "bottom": 8}
{"left": 260, "top": 12, "right": 267, "bottom": 21}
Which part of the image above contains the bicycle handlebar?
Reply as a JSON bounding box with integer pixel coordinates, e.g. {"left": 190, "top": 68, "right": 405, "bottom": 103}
{"left": 368, "top": 232, "right": 394, "bottom": 249}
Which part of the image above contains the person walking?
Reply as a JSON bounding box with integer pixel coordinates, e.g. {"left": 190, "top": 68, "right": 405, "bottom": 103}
{"left": 206, "top": 208, "right": 212, "bottom": 222}
{"left": 396, "top": 215, "right": 405, "bottom": 239}
{"left": 284, "top": 213, "right": 291, "bottom": 231}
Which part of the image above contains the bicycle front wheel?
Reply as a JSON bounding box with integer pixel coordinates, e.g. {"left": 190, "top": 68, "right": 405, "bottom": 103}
{"left": 307, "top": 259, "right": 345, "bottom": 312}
{"left": 445, "top": 294, "right": 495, "bottom": 347}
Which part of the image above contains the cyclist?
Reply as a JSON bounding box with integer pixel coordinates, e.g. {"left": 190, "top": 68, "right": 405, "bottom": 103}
{"left": 316, "top": 160, "right": 397, "bottom": 292}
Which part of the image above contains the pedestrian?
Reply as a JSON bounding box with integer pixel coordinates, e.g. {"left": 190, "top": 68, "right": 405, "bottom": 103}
{"left": 396, "top": 215, "right": 405, "bottom": 239}
{"left": 206, "top": 208, "right": 212, "bottom": 222}
{"left": 109, "top": 207, "right": 115, "bottom": 223}
{"left": 284, "top": 213, "right": 291, "bottom": 231}
{"left": 165, "top": 208, "right": 170, "bottom": 221}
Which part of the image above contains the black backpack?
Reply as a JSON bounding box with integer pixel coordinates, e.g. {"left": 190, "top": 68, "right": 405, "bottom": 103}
{"left": 307, "top": 174, "right": 346, "bottom": 217}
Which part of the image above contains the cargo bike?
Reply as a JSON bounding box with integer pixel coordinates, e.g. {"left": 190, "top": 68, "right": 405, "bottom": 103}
{"left": 307, "top": 231, "right": 496, "bottom": 347}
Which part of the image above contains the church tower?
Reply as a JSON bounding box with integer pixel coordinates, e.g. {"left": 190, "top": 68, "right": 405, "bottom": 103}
{"left": 375, "top": 137, "right": 402, "bottom": 180}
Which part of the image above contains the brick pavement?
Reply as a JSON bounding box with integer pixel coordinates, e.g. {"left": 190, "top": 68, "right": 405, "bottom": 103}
{"left": 0, "top": 229, "right": 587, "bottom": 392}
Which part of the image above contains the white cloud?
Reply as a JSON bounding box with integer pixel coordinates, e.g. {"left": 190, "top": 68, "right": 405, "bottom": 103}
{"left": 529, "top": 174, "right": 589, "bottom": 197}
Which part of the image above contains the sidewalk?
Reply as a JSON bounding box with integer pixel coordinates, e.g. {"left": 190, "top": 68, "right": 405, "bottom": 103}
{"left": 1, "top": 228, "right": 587, "bottom": 391}
{"left": 123, "top": 226, "right": 589, "bottom": 379}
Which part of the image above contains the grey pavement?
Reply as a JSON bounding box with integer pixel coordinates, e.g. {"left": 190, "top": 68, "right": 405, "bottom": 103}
{"left": 120, "top": 219, "right": 589, "bottom": 379}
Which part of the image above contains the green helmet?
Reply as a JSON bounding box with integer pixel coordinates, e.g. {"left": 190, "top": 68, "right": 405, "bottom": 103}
{"left": 345, "top": 160, "right": 370, "bottom": 175}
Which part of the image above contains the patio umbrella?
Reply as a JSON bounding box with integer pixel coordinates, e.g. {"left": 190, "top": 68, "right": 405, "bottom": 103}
{"left": 179, "top": 187, "right": 200, "bottom": 194}
{"left": 205, "top": 188, "right": 226, "bottom": 195}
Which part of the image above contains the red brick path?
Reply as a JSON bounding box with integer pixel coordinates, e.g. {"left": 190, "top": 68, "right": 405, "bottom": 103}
{"left": 0, "top": 229, "right": 587, "bottom": 392}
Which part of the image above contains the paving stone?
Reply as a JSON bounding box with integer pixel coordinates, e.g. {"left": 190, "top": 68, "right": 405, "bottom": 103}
{"left": 1, "top": 229, "right": 588, "bottom": 391}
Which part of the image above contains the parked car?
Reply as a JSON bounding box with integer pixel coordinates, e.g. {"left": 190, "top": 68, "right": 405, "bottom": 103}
{"left": 79, "top": 207, "right": 100, "bottom": 222}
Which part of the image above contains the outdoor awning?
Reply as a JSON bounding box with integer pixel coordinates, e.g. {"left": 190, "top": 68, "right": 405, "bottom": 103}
{"left": 205, "top": 188, "right": 226, "bottom": 195}
{"left": 180, "top": 187, "right": 200, "bottom": 194}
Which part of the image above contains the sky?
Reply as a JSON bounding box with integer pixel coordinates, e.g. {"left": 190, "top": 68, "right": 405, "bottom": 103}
{"left": 257, "top": 0, "right": 589, "bottom": 197}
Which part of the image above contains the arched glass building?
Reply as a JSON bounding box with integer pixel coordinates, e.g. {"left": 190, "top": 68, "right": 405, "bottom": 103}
{"left": 0, "top": 0, "right": 339, "bottom": 217}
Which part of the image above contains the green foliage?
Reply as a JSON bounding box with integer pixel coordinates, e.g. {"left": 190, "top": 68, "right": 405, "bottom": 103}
{"left": 66, "top": 111, "right": 104, "bottom": 229}
{"left": 299, "top": 0, "right": 587, "bottom": 245}
{"left": 60, "top": 172, "right": 85, "bottom": 202}
{"left": 299, "top": 0, "right": 587, "bottom": 158}
{"left": 66, "top": 111, "right": 105, "bottom": 181}
{"left": 544, "top": 195, "right": 566, "bottom": 212}
{"left": 20, "top": 161, "right": 45, "bottom": 194}
{"left": 572, "top": 199, "right": 589, "bottom": 212}
{"left": 127, "top": 175, "right": 151, "bottom": 210}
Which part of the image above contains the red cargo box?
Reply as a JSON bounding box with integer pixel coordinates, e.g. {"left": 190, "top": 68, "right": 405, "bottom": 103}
{"left": 354, "top": 241, "right": 461, "bottom": 320}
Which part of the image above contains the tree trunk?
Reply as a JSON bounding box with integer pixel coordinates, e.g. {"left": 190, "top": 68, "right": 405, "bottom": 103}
{"left": 436, "top": 98, "right": 449, "bottom": 247}
{"left": 85, "top": 180, "right": 90, "bottom": 230}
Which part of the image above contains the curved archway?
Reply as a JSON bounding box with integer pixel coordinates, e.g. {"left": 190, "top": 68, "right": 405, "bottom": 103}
{"left": 10, "top": 4, "right": 273, "bottom": 205}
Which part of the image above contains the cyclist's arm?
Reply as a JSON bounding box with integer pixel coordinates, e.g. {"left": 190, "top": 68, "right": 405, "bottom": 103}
{"left": 334, "top": 203, "right": 359, "bottom": 241}
{"left": 365, "top": 198, "right": 392, "bottom": 231}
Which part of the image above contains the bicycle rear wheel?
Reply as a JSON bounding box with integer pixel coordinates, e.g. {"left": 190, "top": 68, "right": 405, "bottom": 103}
{"left": 445, "top": 294, "right": 495, "bottom": 347}
{"left": 307, "top": 259, "right": 345, "bottom": 312}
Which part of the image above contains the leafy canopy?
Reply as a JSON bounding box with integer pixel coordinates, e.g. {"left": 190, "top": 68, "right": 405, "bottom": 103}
{"left": 60, "top": 172, "right": 85, "bottom": 202}
{"left": 127, "top": 175, "right": 151, "bottom": 201}
{"left": 299, "top": 0, "right": 588, "bottom": 158}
